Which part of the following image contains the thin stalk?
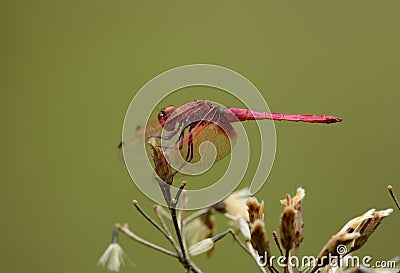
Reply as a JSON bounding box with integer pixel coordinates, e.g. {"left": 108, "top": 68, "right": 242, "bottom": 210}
{"left": 154, "top": 205, "right": 172, "bottom": 236}
{"left": 188, "top": 260, "right": 203, "bottom": 273}
{"left": 227, "top": 229, "right": 267, "bottom": 273}
{"left": 132, "top": 200, "right": 170, "bottom": 238}
{"left": 273, "top": 231, "right": 284, "bottom": 257}
{"left": 171, "top": 203, "right": 187, "bottom": 260}
{"left": 180, "top": 190, "right": 189, "bottom": 259}
{"left": 284, "top": 249, "right": 290, "bottom": 273}
{"left": 158, "top": 206, "right": 173, "bottom": 221}
{"left": 183, "top": 208, "right": 210, "bottom": 225}
{"left": 170, "top": 181, "right": 189, "bottom": 261}
{"left": 294, "top": 242, "right": 300, "bottom": 273}
{"left": 153, "top": 205, "right": 182, "bottom": 256}
{"left": 119, "top": 223, "right": 203, "bottom": 273}
{"left": 118, "top": 224, "right": 178, "bottom": 258}
{"left": 388, "top": 185, "right": 400, "bottom": 211}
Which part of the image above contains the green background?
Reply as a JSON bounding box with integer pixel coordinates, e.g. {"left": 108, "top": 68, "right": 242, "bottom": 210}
{"left": 1, "top": 1, "right": 399, "bottom": 273}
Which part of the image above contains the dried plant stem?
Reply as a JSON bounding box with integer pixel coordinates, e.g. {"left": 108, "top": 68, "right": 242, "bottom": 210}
{"left": 119, "top": 223, "right": 203, "bottom": 273}
{"left": 227, "top": 229, "right": 268, "bottom": 273}
{"left": 273, "top": 231, "right": 284, "bottom": 257}
{"left": 171, "top": 203, "right": 187, "bottom": 260}
{"left": 132, "top": 200, "right": 169, "bottom": 237}
{"left": 388, "top": 185, "right": 400, "bottom": 211}
{"left": 180, "top": 191, "right": 189, "bottom": 259}
{"left": 118, "top": 224, "right": 178, "bottom": 258}
{"left": 183, "top": 208, "right": 210, "bottom": 225}
{"left": 294, "top": 243, "right": 300, "bottom": 273}
{"left": 170, "top": 181, "right": 189, "bottom": 262}
{"left": 154, "top": 205, "right": 182, "bottom": 255}
{"left": 132, "top": 200, "right": 183, "bottom": 255}
{"left": 188, "top": 260, "right": 203, "bottom": 273}
{"left": 157, "top": 180, "right": 172, "bottom": 207}
{"left": 269, "top": 265, "right": 280, "bottom": 273}
{"left": 284, "top": 249, "right": 290, "bottom": 273}
{"left": 154, "top": 205, "right": 172, "bottom": 236}
{"left": 158, "top": 206, "right": 173, "bottom": 220}
{"left": 240, "top": 234, "right": 279, "bottom": 273}
{"left": 174, "top": 181, "right": 187, "bottom": 204}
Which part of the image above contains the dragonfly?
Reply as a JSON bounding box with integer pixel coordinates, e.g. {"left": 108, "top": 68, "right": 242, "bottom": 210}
{"left": 119, "top": 99, "right": 342, "bottom": 168}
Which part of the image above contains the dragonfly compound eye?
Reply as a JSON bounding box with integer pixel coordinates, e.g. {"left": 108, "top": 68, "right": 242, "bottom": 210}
{"left": 158, "top": 110, "right": 166, "bottom": 126}
{"left": 158, "top": 106, "right": 176, "bottom": 127}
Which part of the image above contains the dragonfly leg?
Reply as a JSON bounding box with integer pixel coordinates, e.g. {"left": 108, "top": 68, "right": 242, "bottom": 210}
{"left": 174, "top": 122, "right": 195, "bottom": 161}
{"left": 179, "top": 107, "right": 220, "bottom": 164}
{"left": 173, "top": 106, "right": 220, "bottom": 174}
{"left": 172, "top": 124, "right": 195, "bottom": 175}
{"left": 184, "top": 125, "right": 195, "bottom": 163}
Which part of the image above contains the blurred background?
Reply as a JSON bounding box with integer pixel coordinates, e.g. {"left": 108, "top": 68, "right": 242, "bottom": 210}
{"left": 1, "top": 1, "right": 399, "bottom": 272}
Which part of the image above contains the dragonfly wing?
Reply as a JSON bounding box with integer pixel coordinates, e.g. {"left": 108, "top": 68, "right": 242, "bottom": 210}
{"left": 173, "top": 121, "right": 237, "bottom": 165}
{"left": 117, "top": 119, "right": 162, "bottom": 164}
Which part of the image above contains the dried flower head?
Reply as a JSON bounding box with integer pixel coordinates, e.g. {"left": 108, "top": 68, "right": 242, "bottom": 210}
{"left": 148, "top": 137, "right": 174, "bottom": 185}
{"left": 280, "top": 204, "right": 297, "bottom": 252}
{"left": 337, "top": 208, "right": 393, "bottom": 253}
{"left": 213, "top": 187, "right": 250, "bottom": 221}
{"left": 245, "top": 197, "right": 271, "bottom": 263}
{"left": 98, "top": 243, "right": 126, "bottom": 272}
{"left": 311, "top": 206, "right": 394, "bottom": 273}
{"left": 280, "top": 187, "right": 305, "bottom": 245}
{"left": 310, "top": 232, "right": 361, "bottom": 273}
{"left": 280, "top": 187, "right": 305, "bottom": 209}
{"left": 320, "top": 232, "right": 361, "bottom": 258}
{"left": 339, "top": 208, "right": 375, "bottom": 234}
{"left": 350, "top": 208, "right": 393, "bottom": 252}
{"left": 250, "top": 219, "right": 272, "bottom": 264}
{"left": 98, "top": 225, "right": 127, "bottom": 272}
{"left": 247, "top": 197, "right": 265, "bottom": 224}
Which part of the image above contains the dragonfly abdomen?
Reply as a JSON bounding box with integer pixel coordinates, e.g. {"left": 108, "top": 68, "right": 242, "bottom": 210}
{"left": 226, "top": 108, "right": 342, "bottom": 124}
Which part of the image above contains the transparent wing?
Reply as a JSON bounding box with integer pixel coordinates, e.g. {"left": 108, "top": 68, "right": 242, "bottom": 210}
{"left": 117, "top": 119, "right": 162, "bottom": 164}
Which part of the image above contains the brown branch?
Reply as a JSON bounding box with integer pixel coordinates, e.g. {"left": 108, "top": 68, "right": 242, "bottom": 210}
{"left": 273, "top": 231, "right": 284, "bottom": 257}
{"left": 119, "top": 223, "right": 203, "bottom": 273}
{"left": 132, "top": 200, "right": 181, "bottom": 255}
{"left": 180, "top": 190, "right": 189, "bottom": 259}
{"left": 388, "top": 185, "right": 400, "bottom": 211}
{"left": 294, "top": 242, "right": 300, "bottom": 273}
{"left": 170, "top": 181, "right": 188, "bottom": 261}
{"left": 153, "top": 205, "right": 182, "bottom": 256}
{"left": 132, "top": 200, "right": 168, "bottom": 236}
{"left": 284, "top": 249, "right": 290, "bottom": 273}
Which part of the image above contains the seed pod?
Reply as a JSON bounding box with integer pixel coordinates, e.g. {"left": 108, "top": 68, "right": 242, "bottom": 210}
{"left": 185, "top": 209, "right": 216, "bottom": 257}
{"left": 250, "top": 219, "right": 272, "bottom": 264}
{"left": 351, "top": 209, "right": 393, "bottom": 252}
{"left": 280, "top": 204, "right": 296, "bottom": 252}
{"left": 189, "top": 238, "right": 214, "bottom": 256}
{"left": 148, "top": 138, "right": 174, "bottom": 185}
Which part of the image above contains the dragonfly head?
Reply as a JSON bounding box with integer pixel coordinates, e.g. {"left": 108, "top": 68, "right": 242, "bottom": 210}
{"left": 158, "top": 106, "right": 176, "bottom": 127}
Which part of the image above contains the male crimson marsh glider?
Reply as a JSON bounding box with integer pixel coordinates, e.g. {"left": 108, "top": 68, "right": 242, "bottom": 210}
{"left": 119, "top": 99, "right": 342, "bottom": 169}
